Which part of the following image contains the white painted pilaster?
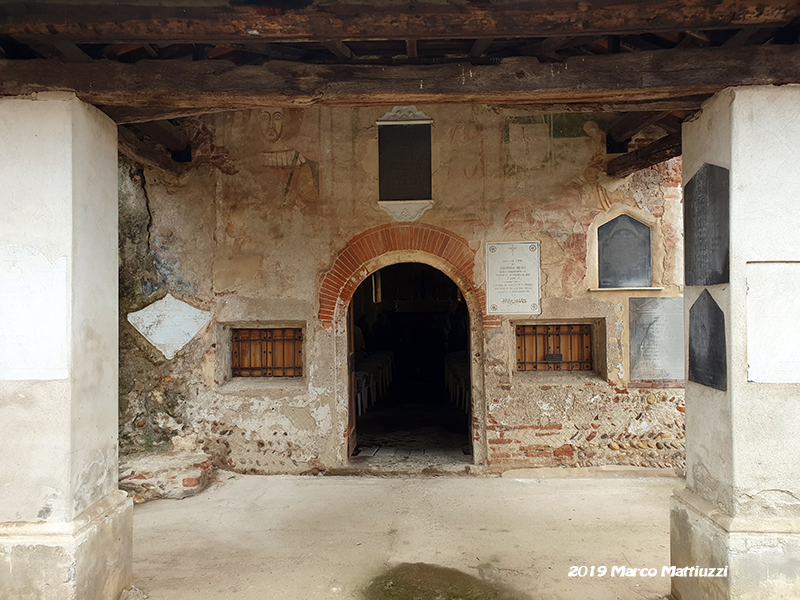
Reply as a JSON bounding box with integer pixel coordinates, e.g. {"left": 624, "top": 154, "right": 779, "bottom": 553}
{"left": 673, "top": 85, "right": 800, "bottom": 600}
{"left": 0, "top": 94, "right": 131, "bottom": 600}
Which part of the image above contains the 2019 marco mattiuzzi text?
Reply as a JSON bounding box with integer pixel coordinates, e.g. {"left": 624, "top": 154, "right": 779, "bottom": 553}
{"left": 568, "top": 565, "right": 729, "bottom": 578}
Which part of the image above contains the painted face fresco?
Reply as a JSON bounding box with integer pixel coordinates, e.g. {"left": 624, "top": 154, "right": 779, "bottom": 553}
{"left": 260, "top": 108, "right": 284, "bottom": 143}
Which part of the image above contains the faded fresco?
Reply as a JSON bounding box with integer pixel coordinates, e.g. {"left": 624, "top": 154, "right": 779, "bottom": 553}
{"left": 118, "top": 105, "right": 685, "bottom": 481}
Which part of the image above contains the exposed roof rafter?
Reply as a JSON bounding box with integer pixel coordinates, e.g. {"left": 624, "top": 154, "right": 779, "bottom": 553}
{"left": 3, "top": 1, "right": 800, "bottom": 44}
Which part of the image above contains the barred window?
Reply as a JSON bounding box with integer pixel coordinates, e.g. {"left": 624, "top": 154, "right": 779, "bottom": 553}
{"left": 231, "top": 328, "right": 303, "bottom": 377}
{"left": 516, "top": 324, "right": 593, "bottom": 372}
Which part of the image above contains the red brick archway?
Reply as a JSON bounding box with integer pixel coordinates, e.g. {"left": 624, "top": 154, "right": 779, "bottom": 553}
{"left": 318, "top": 223, "right": 498, "bottom": 328}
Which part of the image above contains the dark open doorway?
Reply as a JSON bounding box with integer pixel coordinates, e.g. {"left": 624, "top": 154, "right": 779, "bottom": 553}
{"left": 349, "top": 263, "right": 471, "bottom": 461}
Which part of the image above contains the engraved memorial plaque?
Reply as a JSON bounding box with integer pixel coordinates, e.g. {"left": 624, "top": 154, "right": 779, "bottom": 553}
{"left": 598, "top": 214, "right": 651, "bottom": 288}
{"left": 629, "top": 297, "right": 684, "bottom": 381}
{"left": 486, "top": 241, "right": 542, "bottom": 315}
{"left": 688, "top": 290, "right": 727, "bottom": 391}
{"left": 685, "top": 163, "right": 730, "bottom": 286}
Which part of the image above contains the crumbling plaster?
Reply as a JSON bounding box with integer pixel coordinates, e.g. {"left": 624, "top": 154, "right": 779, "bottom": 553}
{"left": 118, "top": 105, "right": 685, "bottom": 474}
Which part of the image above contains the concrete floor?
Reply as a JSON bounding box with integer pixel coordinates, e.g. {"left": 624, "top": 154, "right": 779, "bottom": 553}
{"left": 131, "top": 472, "right": 679, "bottom": 600}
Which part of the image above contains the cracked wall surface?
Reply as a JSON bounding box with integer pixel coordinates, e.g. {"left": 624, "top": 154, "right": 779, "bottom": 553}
{"left": 118, "top": 106, "right": 685, "bottom": 473}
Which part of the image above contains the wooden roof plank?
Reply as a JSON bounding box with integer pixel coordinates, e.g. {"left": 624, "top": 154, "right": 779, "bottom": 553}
{"left": 469, "top": 39, "right": 493, "bottom": 58}
{"left": 608, "top": 111, "right": 671, "bottom": 142}
{"left": 1, "top": 45, "right": 798, "bottom": 110}
{"left": 2, "top": 1, "right": 799, "bottom": 44}
{"left": 607, "top": 132, "right": 682, "bottom": 177}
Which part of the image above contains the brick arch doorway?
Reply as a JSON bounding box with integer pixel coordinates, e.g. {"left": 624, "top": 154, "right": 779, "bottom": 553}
{"left": 350, "top": 261, "right": 472, "bottom": 462}
{"left": 318, "top": 224, "right": 489, "bottom": 465}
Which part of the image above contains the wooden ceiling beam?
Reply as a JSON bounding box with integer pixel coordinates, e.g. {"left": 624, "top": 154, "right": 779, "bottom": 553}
{"left": 676, "top": 30, "right": 711, "bottom": 48}
{"left": 2, "top": 1, "right": 799, "bottom": 44}
{"left": 722, "top": 27, "right": 761, "bottom": 47}
{"left": 406, "top": 39, "right": 418, "bottom": 60}
{"left": 607, "top": 111, "right": 671, "bottom": 142}
{"left": 117, "top": 125, "right": 186, "bottom": 173}
{"left": 142, "top": 44, "right": 159, "bottom": 59}
{"left": 2, "top": 45, "right": 799, "bottom": 110}
{"left": 469, "top": 39, "right": 493, "bottom": 58}
{"left": 52, "top": 42, "right": 92, "bottom": 62}
{"left": 655, "top": 114, "right": 684, "bottom": 134}
{"left": 102, "top": 106, "right": 229, "bottom": 125}
{"left": 237, "top": 43, "right": 309, "bottom": 61}
{"left": 321, "top": 41, "right": 353, "bottom": 60}
{"left": 607, "top": 132, "right": 682, "bottom": 177}
{"left": 132, "top": 120, "right": 189, "bottom": 152}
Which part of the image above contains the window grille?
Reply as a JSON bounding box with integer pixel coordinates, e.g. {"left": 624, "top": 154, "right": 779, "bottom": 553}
{"left": 516, "top": 324, "right": 593, "bottom": 371}
{"left": 232, "top": 328, "right": 303, "bottom": 377}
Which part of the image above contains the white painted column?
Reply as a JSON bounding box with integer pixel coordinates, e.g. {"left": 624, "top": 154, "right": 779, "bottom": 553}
{"left": 672, "top": 85, "right": 800, "bottom": 599}
{"left": 0, "top": 94, "right": 131, "bottom": 599}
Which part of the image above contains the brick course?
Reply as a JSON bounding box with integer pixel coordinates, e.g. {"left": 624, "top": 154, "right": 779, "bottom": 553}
{"left": 319, "top": 223, "right": 483, "bottom": 327}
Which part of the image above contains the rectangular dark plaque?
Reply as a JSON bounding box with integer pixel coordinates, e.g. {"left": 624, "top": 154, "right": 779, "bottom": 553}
{"left": 545, "top": 353, "right": 563, "bottom": 362}
{"left": 684, "top": 163, "right": 730, "bottom": 286}
{"left": 378, "top": 124, "right": 432, "bottom": 201}
{"left": 688, "top": 290, "right": 727, "bottom": 391}
{"left": 629, "top": 297, "right": 684, "bottom": 381}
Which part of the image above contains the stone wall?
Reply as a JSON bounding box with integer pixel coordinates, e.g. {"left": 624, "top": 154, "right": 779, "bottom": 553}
{"left": 118, "top": 105, "right": 686, "bottom": 473}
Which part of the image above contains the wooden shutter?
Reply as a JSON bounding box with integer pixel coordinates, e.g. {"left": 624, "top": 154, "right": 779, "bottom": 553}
{"left": 516, "top": 324, "right": 592, "bottom": 371}
{"left": 232, "top": 328, "right": 303, "bottom": 377}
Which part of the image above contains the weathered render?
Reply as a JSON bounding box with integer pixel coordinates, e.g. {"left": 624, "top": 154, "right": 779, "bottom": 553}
{"left": 0, "top": 94, "right": 131, "bottom": 600}
{"left": 672, "top": 85, "right": 800, "bottom": 600}
{"left": 118, "top": 105, "right": 686, "bottom": 474}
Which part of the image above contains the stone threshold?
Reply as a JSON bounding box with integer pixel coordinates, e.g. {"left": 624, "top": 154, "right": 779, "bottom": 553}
{"left": 327, "top": 461, "right": 683, "bottom": 479}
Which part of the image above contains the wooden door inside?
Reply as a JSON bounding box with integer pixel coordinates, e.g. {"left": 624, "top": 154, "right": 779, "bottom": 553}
{"left": 347, "top": 303, "right": 357, "bottom": 456}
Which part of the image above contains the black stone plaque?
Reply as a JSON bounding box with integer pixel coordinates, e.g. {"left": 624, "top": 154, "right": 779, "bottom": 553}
{"left": 598, "top": 214, "right": 651, "bottom": 288}
{"left": 378, "top": 123, "right": 432, "bottom": 201}
{"left": 684, "top": 163, "right": 730, "bottom": 286}
{"left": 629, "top": 297, "right": 684, "bottom": 381}
{"left": 688, "top": 290, "right": 727, "bottom": 391}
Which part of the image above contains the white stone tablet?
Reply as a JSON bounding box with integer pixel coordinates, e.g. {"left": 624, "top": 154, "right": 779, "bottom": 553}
{"left": 128, "top": 293, "right": 211, "bottom": 360}
{"left": 486, "top": 241, "right": 542, "bottom": 315}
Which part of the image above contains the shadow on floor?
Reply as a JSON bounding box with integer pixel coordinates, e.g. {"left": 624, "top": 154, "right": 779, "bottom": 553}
{"left": 363, "top": 563, "right": 533, "bottom": 600}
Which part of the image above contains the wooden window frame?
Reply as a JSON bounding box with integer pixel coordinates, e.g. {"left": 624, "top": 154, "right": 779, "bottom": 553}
{"left": 516, "top": 324, "right": 594, "bottom": 372}
{"left": 231, "top": 328, "right": 303, "bottom": 378}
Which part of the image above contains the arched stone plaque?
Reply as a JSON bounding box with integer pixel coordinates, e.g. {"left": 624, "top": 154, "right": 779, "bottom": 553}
{"left": 689, "top": 290, "right": 727, "bottom": 391}
{"left": 598, "top": 214, "right": 651, "bottom": 288}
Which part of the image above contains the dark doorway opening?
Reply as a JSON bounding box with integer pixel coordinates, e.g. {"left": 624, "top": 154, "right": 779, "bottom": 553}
{"left": 349, "top": 263, "right": 471, "bottom": 460}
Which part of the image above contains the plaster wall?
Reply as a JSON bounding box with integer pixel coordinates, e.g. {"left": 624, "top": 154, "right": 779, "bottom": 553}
{"left": 673, "top": 85, "right": 800, "bottom": 600}
{"left": 681, "top": 89, "right": 736, "bottom": 515}
{"left": 727, "top": 86, "right": 800, "bottom": 519}
{"left": 0, "top": 94, "right": 131, "bottom": 600}
{"left": 682, "top": 86, "right": 800, "bottom": 520}
{"left": 119, "top": 105, "right": 686, "bottom": 473}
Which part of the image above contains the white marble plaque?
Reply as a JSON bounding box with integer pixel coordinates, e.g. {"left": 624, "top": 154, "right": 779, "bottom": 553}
{"left": 747, "top": 262, "right": 800, "bottom": 383}
{"left": 486, "top": 241, "right": 541, "bottom": 315}
{"left": 0, "top": 246, "right": 69, "bottom": 380}
{"left": 128, "top": 293, "right": 211, "bottom": 360}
